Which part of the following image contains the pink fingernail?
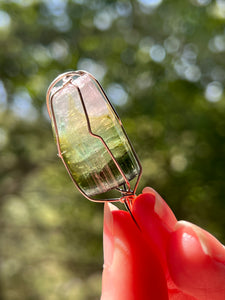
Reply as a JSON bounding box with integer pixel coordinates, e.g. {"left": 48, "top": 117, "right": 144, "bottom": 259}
{"left": 103, "top": 203, "right": 118, "bottom": 268}
{"left": 176, "top": 221, "right": 210, "bottom": 256}
{"left": 143, "top": 187, "right": 177, "bottom": 227}
{"left": 142, "top": 187, "right": 163, "bottom": 216}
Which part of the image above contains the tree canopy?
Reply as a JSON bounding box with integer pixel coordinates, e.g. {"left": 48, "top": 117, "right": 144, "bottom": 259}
{"left": 0, "top": 0, "right": 224, "bottom": 299}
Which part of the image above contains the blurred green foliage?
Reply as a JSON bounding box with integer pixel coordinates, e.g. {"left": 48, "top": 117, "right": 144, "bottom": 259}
{"left": 0, "top": 0, "right": 224, "bottom": 299}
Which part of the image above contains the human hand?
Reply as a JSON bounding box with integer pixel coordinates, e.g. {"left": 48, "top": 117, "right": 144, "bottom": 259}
{"left": 101, "top": 187, "right": 225, "bottom": 300}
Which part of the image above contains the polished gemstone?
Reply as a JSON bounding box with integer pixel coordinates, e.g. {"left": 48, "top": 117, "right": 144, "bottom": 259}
{"left": 49, "top": 72, "right": 140, "bottom": 197}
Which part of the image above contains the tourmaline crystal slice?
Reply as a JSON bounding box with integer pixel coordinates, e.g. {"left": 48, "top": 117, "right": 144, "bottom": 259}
{"left": 48, "top": 71, "right": 140, "bottom": 198}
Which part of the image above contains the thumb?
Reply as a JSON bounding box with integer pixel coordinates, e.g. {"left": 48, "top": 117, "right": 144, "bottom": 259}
{"left": 167, "top": 221, "right": 225, "bottom": 300}
{"left": 101, "top": 202, "right": 168, "bottom": 300}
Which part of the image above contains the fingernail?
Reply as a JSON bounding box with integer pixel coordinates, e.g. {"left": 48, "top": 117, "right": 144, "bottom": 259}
{"left": 142, "top": 187, "right": 177, "bottom": 228}
{"left": 176, "top": 221, "right": 210, "bottom": 256}
{"left": 142, "top": 187, "right": 163, "bottom": 216}
{"left": 103, "top": 203, "right": 118, "bottom": 268}
{"left": 191, "top": 224, "right": 209, "bottom": 255}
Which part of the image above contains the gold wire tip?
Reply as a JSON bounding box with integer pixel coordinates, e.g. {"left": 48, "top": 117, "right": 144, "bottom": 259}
{"left": 46, "top": 70, "right": 142, "bottom": 211}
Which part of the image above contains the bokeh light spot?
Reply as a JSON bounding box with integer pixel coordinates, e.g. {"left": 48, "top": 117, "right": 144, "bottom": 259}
{"left": 49, "top": 40, "right": 69, "bottom": 61}
{"left": 116, "top": 1, "right": 132, "bottom": 17}
{"left": 164, "top": 36, "right": 180, "bottom": 53}
{"left": 170, "top": 154, "right": 188, "bottom": 172}
{"left": 44, "top": 0, "right": 67, "bottom": 16}
{"left": 209, "top": 34, "right": 225, "bottom": 53}
{"left": 150, "top": 44, "right": 166, "bottom": 62}
{"left": 138, "top": 0, "right": 163, "bottom": 8}
{"left": 205, "top": 81, "right": 223, "bottom": 102}
{"left": 0, "top": 11, "right": 11, "bottom": 30}
{"left": 11, "top": 89, "right": 38, "bottom": 121}
{"left": 77, "top": 58, "right": 107, "bottom": 81}
{"left": 184, "top": 65, "right": 201, "bottom": 82}
{"left": 107, "top": 83, "right": 128, "bottom": 106}
{"left": 94, "top": 9, "right": 115, "bottom": 31}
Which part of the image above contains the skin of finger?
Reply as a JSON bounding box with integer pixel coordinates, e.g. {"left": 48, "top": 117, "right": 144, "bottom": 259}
{"left": 132, "top": 192, "right": 177, "bottom": 275}
{"left": 132, "top": 191, "right": 197, "bottom": 299}
{"left": 167, "top": 224, "right": 225, "bottom": 300}
{"left": 101, "top": 203, "right": 169, "bottom": 300}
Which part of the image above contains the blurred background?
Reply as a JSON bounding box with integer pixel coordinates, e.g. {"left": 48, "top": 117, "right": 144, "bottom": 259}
{"left": 0, "top": 0, "right": 224, "bottom": 299}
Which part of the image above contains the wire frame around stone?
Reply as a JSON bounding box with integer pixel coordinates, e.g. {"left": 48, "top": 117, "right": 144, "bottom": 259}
{"left": 46, "top": 70, "right": 142, "bottom": 208}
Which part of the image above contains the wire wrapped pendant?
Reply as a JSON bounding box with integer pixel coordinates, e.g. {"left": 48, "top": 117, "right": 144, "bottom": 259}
{"left": 46, "top": 70, "right": 142, "bottom": 211}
